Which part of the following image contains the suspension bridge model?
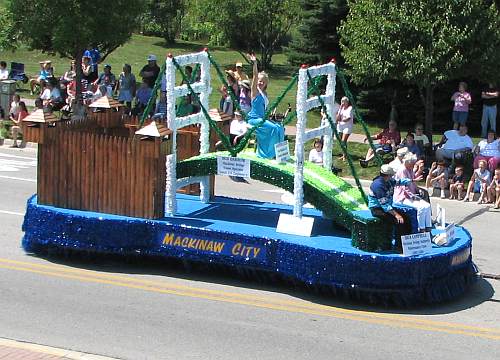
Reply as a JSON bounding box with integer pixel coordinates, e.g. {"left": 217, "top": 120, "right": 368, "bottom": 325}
{"left": 21, "top": 50, "right": 475, "bottom": 306}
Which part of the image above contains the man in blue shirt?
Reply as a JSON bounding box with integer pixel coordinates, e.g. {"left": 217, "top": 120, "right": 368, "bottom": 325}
{"left": 368, "top": 164, "right": 413, "bottom": 251}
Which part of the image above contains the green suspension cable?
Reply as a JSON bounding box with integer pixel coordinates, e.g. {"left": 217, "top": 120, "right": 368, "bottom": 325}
{"left": 206, "top": 51, "right": 247, "bottom": 122}
{"left": 231, "top": 74, "right": 298, "bottom": 154}
{"left": 306, "top": 70, "right": 368, "bottom": 205}
{"left": 171, "top": 57, "right": 236, "bottom": 156}
{"left": 336, "top": 67, "right": 383, "bottom": 166}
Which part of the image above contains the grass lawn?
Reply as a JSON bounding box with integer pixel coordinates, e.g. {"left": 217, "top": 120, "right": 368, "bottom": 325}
{"left": 2, "top": 33, "right": 458, "bottom": 181}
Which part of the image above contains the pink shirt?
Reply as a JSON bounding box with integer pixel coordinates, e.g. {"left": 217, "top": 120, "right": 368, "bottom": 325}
{"left": 393, "top": 167, "right": 417, "bottom": 203}
{"left": 452, "top": 91, "right": 472, "bottom": 112}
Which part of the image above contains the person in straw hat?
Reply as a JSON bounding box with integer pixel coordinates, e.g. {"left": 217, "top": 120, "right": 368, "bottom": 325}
{"left": 234, "top": 62, "right": 249, "bottom": 81}
{"left": 238, "top": 79, "right": 251, "bottom": 114}
{"left": 368, "top": 163, "right": 413, "bottom": 251}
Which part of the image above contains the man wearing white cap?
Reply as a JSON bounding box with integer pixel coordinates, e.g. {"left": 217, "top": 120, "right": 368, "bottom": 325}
{"left": 140, "top": 54, "right": 160, "bottom": 88}
{"left": 368, "top": 164, "right": 413, "bottom": 251}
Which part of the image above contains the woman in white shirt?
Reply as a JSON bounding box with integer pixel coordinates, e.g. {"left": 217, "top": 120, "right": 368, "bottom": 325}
{"left": 308, "top": 138, "right": 324, "bottom": 165}
{"left": 336, "top": 96, "right": 354, "bottom": 161}
{"left": 473, "top": 130, "right": 500, "bottom": 172}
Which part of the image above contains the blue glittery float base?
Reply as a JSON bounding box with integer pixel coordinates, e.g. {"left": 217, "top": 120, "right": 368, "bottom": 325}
{"left": 22, "top": 194, "right": 476, "bottom": 304}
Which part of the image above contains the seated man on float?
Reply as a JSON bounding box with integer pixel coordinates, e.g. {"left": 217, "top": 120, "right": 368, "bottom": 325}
{"left": 368, "top": 164, "right": 413, "bottom": 252}
{"left": 246, "top": 53, "right": 284, "bottom": 159}
{"left": 435, "top": 124, "right": 474, "bottom": 163}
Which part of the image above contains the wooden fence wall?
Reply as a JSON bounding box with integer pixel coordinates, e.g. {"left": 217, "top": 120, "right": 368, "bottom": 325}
{"left": 37, "top": 127, "right": 170, "bottom": 219}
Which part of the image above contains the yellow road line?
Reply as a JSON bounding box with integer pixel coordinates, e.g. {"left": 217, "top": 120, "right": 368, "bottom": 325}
{"left": 1, "top": 257, "right": 498, "bottom": 335}
{"left": 1, "top": 259, "right": 499, "bottom": 340}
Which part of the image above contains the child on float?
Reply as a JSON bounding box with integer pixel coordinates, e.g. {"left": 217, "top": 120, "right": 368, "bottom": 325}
{"left": 487, "top": 167, "right": 500, "bottom": 209}
{"left": 246, "top": 53, "right": 284, "bottom": 159}
{"left": 229, "top": 111, "right": 251, "bottom": 146}
{"left": 464, "top": 159, "right": 491, "bottom": 203}
{"left": 449, "top": 166, "right": 465, "bottom": 200}
{"left": 393, "top": 153, "right": 430, "bottom": 232}
{"left": 308, "top": 138, "right": 324, "bottom": 165}
{"left": 426, "top": 161, "right": 448, "bottom": 198}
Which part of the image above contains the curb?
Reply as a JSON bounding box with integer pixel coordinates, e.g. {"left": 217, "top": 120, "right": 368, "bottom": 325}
{"left": 0, "top": 337, "right": 119, "bottom": 360}
{"left": 0, "top": 138, "right": 37, "bottom": 149}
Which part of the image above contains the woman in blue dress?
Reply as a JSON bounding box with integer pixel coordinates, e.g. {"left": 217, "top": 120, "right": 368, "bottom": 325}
{"left": 247, "top": 54, "right": 284, "bottom": 159}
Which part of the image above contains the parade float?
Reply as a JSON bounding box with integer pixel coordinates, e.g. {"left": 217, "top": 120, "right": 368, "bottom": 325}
{"left": 21, "top": 50, "right": 476, "bottom": 306}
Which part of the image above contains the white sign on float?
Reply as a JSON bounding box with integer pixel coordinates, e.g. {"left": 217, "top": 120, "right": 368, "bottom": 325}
{"left": 435, "top": 204, "right": 446, "bottom": 229}
{"left": 401, "top": 232, "right": 432, "bottom": 256}
{"left": 217, "top": 156, "right": 250, "bottom": 178}
{"left": 446, "top": 223, "right": 456, "bottom": 243}
{"left": 274, "top": 140, "right": 291, "bottom": 163}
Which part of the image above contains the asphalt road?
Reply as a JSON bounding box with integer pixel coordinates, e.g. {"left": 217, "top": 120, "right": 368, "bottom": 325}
{"left": 0, "top": 145, "right": 499, "bottom": 360}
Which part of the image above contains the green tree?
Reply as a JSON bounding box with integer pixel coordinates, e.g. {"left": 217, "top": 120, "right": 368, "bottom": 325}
{"left": 286, "top": 0, "right": 348, "bottom": 66}
{"left": 142, "top": 0, "right": 185, "bottom": 44}
{"left": 198, "top": 0, "right": 299, "bottom": 69}
{"left": 339, "top": 0, "right": 500, "bottom": 134}
{"left": 1, "top": 0, "right": 144, "bottom": 110}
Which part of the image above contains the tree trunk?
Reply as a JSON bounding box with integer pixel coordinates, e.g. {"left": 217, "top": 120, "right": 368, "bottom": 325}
{"left": 73, "top": 48, "right": 85, "bottom": 118}
{"left": 389, "top": 88, "right": 398, "bottom": 123}
{"left": 424, "top": 84, "right": 434, "bottom": 137}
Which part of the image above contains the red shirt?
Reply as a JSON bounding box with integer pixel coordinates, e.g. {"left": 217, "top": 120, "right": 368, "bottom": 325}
{"left": 375, "top": 128, "right": 401, "bottom": 145}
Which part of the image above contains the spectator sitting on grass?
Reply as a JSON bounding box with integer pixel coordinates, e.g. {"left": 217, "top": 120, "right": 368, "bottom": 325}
{"left": 435, "top": 124, "right": 474, "bottom": 163}
{"left": 426, "top": 161, "right": 448, "bottom": 199}
{"left": 177, "top": 94, "right": 194, "bottom": 117}
{"left": 449, "top": 166, "right": 465, "bottom": 200}
{"left": 464, "top": 159, "right": 491, "bottom": 204}
{"left": 30, "top": 61, "right": 52, "bottom": 95}
{"left": 40, "top": 79, "right": 63, "bottom": 112}
{"left": 487, "top": 167, "right": 500, "bottom": 209}
{"left": 95, "top": 64, "right": 116, "bottom": 97}
{"left": 132, "top": 81, "right": 152, "bottom": 116}
{"left": 473, "top": 130, "right": 500, "bottom": 173}
{"left": 152, "top": 91, "right": 167, "bottom": 120}
{"left": 360, "top": 120, "right": 401, "bottom": 168}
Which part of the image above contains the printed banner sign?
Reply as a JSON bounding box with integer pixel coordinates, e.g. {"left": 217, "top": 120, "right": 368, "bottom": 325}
{"left": 401, "top": 232, "right": 432, "bottom": 256}
{"left": 160, "top": 231, "right": 266, "bottom": 261}
{"left": 446, "top": 223, "right": 456, "bottom": 243}
{"left": 217, "top": 156, "right": 250, "bottom": 178}
{"left": 274, "top": 141, "right": 291, "bottom": 163}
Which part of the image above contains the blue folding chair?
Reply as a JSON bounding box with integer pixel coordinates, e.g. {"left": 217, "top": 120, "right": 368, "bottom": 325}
{"left": 9, "top": 62, "right": 29, "bottom": 87}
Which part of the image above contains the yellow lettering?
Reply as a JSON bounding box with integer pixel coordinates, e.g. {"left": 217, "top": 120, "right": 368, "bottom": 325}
{"left": 252, "top": 248, "right": 261, "bottom": 258}
{"left": 232, "top": 243, "right": 241, "bottom": 255}
{"left": 198, "top": 240, "right": 207, "bottom": 250}
{"left": 162, "top": 233, "right": 174, "bottom": 245}
{"left": 181, "top": 237, "right": 189, "bottom": 247}
{"left": 213, "top": 241, "right": 225, "bottom": 253}
{"left": 244, "top": 247, "right": 253, "bottom": 257}
{"left": 206, "top": 241, "right": 214, "bottom": 251}
{"left": 173, "top": 236, "right": 182, "bottom": 246}
{"left": 188, "top": 239, "right": 197, "bottom": 249}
